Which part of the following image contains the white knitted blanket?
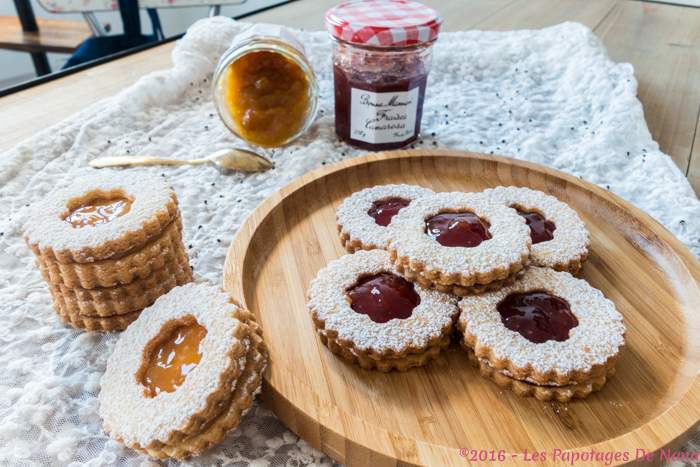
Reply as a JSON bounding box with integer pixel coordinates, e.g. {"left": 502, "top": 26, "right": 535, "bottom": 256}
{"left": 0, "top": 16, "right": 698, "bottom": 467}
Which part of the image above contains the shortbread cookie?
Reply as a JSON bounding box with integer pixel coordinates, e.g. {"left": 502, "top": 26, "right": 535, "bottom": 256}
{"left": 457, "top": 267, "right": 625, "bottom": 386}
{"left": 386, "top": 192, "right": 531, "bottom": 294}
{"left": 37, "top": 215, "right": 184, "bottom": 289}
{"left": 336, "top": 184, "right": 434, "bottom": 253}
{"left": 54, "top": 307, "right": 142, "bottom": 333}
{"left": 46, "top": 244, "right": 191, "bottom": 317}
{"left": 100, "top": 283, "right": 265, "bottom": 459}
{"left": 463, "top": 345, "right": 614, "bottom": 402}
{"left": 483, "top": 186, "right": 590, "bottom": 274}
{"left": 397, "top": 263, "right": 526, "bottom": 296}
{"left": 141, "top": 311, "right": 266, "bottom": 460}
{"left": 46, "top": 243, "right": 190, "bottom": 308}
{"left": 23, "top": 171, "right": 179, "bottom": 263}
{"left": 308, "top": 249, "right": 459, "bottom": 367}
{"left": 320, "top": 329, "right": 452, "bottom": 372}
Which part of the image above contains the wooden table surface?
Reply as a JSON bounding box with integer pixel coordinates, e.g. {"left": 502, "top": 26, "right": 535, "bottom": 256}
{"left": 2, "top": 0, "right": 700, "bottom": 198}
{"left": 0, "top": 15, "right": 95, "bottom": 54}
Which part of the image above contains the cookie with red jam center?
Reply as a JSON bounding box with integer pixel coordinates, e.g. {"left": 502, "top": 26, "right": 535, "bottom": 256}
{"left": 307, "top": 249, "right": 459, "bottom": 372}
{"left": 336, "top": 184, "right": 434, "bottom": 253}
{"left": 457, "top": 267, "right": 625, "bottom": 400}
{"left": 386, "top": 192, "right": 531, "bottom": 296}
{"left": 483, "top": 186, "right": 590, "bottom": 274}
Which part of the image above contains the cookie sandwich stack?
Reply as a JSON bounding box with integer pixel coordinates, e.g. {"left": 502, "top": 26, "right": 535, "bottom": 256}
{"left": 99, "top": 283, "right": 267, "bottom": 460}
{"left": 23, "top": 171, "right": 191, "bottom": 332}
{"left": 457, "top": 266, "right": 626, "bottom": 402}
{"left": 308, "top": 249, "right": 459, "bottom": 372}
{"left": 386, "top": 191, "right": 532, "bottom": 295}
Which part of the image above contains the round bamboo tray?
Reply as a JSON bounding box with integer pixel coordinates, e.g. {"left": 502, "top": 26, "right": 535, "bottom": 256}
{"left": 223, "top": 150, "right": 700, "bottom": 466}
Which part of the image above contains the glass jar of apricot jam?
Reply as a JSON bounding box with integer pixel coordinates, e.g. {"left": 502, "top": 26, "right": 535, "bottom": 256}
{"left": 326, "top": 0, "right": 442, "bottom": 151}
{"left": 213, "top": 24, "right": 320, "bottom": 148}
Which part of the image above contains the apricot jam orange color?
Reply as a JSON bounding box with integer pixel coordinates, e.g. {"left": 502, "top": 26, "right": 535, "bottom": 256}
{"left": 65, "top": 198, "right": 131, "bottom": 228}
{"left": 222, "top": 51, "right": 312, "bottom": 147}
{"left": 142, "top": 322, "right": 208, "bottom": 396}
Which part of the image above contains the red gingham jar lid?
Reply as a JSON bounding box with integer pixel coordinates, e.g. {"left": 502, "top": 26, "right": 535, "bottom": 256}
{"left": 325, "top": 0, "right": 442, "bottom": 47}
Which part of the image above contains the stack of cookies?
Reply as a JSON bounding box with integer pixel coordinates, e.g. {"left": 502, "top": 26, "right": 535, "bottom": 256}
{"left": 99, "top": 283, "right": 267, "bottom": 460}
{"left": 457, "top": 266, "right": 625, "bottom": 402}
{"left": 386, "top": 191, "right": 532, "bottom": 295}
{"left": 308, "top": 249, "right": 459, "bottom": 372}
{"left": 308, "top": 184, "right": 626, "bottom": 401}
{"left": 23, "top": 171, "right": 191, "bottom": 332}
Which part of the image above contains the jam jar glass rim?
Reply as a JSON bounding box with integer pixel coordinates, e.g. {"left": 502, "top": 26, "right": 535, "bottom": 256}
{"left": 329, "top": 35, "right": 437, "bottom": 53}
{"left": 212, "top": 38, "right": 320, "bottom": 148}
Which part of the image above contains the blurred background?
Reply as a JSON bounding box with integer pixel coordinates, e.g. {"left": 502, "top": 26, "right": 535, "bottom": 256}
{"left": 0, "top": 0, "right": 289, "bottom": 89}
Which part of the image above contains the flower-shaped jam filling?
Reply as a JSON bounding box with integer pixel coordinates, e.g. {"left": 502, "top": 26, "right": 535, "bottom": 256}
{"left": 346, "top": 273, "right": 420, "bottom": 323}
{"left": 143, "top": 322, "right": 208, "bottom": 396}
{"left": 66, "top": 198, "right": 132, "bottom": 228}
{"left": 425, "top": 212, "right": 491, "bottom": 247}
{"left": 497, "top": 292, "right": 578, "bottom": 344}
{"left": 516, "top": 209, "right": 555, "bottom": 244}
{"left": 367, "top": 198, "right": 411, "bottom": 227}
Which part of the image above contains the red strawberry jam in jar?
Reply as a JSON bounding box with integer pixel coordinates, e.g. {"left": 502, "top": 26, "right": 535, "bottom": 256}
{"left": 326, "top": 0, "right": 442, "bottom": 150}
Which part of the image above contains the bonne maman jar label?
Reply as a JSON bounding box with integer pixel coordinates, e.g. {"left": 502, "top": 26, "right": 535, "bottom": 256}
{"left": 349, "top": 87, "right": 419, "bottom": 144}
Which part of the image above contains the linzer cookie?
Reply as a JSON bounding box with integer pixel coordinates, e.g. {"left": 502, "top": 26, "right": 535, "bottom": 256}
{"left": 46, "top": 243, "right": 191, "bottom": 317}
{"left": 457, "top": 267, "right": 625, "bottom": 401}
{"left": 38, "top": 215, "right": 184, "bottom": 289}
{"left": 484, "top": 186, "right": 590, "bottom": 274}
{"left": 44, "top": 244, "right": 190, "bottom": 311}
{"left": 386, "top": 192, "right": 531, "bottom": 296}
{"left": 23, "top": 171, "right": 190, "bottom": 331}
{"left": 307, "top": 249, "right": 459, "bottom": 372}
{"left": 99, "top": 283, "right": 267, "bottom": 460}
{"left": 23, "top": 171, "right": 178, "bottom": 263}
{"left": 463, "top": 346, "right": 616, "bottom": 401}
{"left": 336, "top": 184, "right": 434, "bottom": 253}
{"left": 53, "top": 307, "right": 142, "bottom": 333}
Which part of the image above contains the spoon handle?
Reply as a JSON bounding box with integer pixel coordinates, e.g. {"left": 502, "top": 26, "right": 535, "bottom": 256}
{"left": 89, "top": 156, "right": 206, "bottom": 168}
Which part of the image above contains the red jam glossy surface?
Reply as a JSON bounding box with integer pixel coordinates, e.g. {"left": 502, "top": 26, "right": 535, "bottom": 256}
{"left": 367, "top": 198, "right": 411, "bottom": 227}
{"left": 516, "top": 208, "right": 556, "bottom": 244}
{"left": 66, "top": 198, "right": 131, "bottom": 228}
{"left": 497, "top": 292, "right": 578, "bottom": 344}
{"left": 142, "top": 323, "right": 208, "bottom": 396}
{"left": 425, "top": 212, "right": 492, "bottom": 248}
{"left": 346, "top": 273, "right": 420, "bottom": 324}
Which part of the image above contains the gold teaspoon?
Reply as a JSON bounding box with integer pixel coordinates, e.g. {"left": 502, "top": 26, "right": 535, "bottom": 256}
{"left": 89, "top": 149, "right": 274, "bottom": 172}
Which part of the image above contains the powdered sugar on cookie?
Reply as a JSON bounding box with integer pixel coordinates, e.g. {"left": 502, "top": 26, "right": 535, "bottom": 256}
{"left": 484, "top": 186, "right": 590, "bottom": 274}
{"left": 387, "top": 192, "right": 531, "bottom": 286}
{"left": 336, "top": 184, "right": 434, "bottom": 253}
{"left": 23, "top": 170, "right": 178, "bottom": 263}
{"left": 307, "top": 249, "right": 458, "bottom": 359}
{"left": 99, "top": 282, "right": 250, "bottom": 449}
{"left": 458, "top": 267, "right": 625, "bottom": 385}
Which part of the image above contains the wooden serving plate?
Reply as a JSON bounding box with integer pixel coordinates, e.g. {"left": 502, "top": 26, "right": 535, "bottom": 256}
{"left": 223, "top": 150, "right": 700, "bottom": 466}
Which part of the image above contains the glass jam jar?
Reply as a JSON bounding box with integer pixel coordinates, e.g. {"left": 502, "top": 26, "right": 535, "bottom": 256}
{"left": 213, "top": 24, "right": 320, "bottom": 148}
{"left": 326, "top": 0, "right": 442, "bottom": 151}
